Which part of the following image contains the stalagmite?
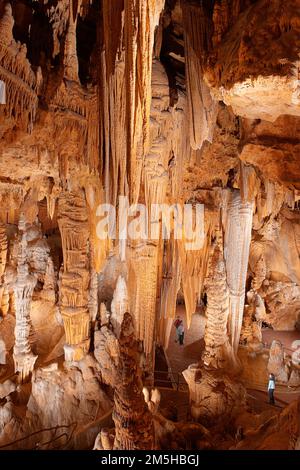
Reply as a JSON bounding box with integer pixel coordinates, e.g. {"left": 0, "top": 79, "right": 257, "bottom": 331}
{"left": 183, "top": 363, "right": 246, "bottom": 425}
{"left": 202, "top": 235, "right": 234, "bottom": 369}
{"left": 94, "top": 312, "right": 155, "bottom": 450}
{"left": 240, "top": 290, "right": 263, "bottom": 351}
{"left": 13, "top": 214, "right": 37, "bottom": 382}
{"left": 224, "top": 190, "right": 253, "bottom": 353}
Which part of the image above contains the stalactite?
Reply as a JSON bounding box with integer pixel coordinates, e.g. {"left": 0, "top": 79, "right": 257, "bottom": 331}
{"left": 178, "top": 225, "right": 211, "bottom": 328}
{"left": 51, "top": 81, "right": 99, "bottom": 177}
{"left": 181, "top": 0, "right": 218, "bottom": 150}
{"left": 88, "top": 268, "right": 98, "bottom": 322}
{"left": 100, "top": 50, "right": 127, "bottom": 205}
{"left": 13, "top": 214, "right": 37, "bottom": 382}
{"left": 0, "top": 3, "right": 38, "bottom": 132}
{"left": 101, "top": 1, "right": 164, "bottom": 204}
{"left": 63, "top": 1, "right": 79, "bottom": 82}
{"left": 223, "top": 190, "right": 253, "bottom": 353}
{"left": 41, "top": 257, "right": 56, "bottom": 304}
{"left": 125, "top": 0, "right": 164, "bottom": 203}
{"left": 159, "top": 238, "right": 182, "bottom": 348}
{"left": 85, "top": 183, "right": 110, "bottom": 273}
{"left": 111, "top": 275, "right": 129, "bottom": 339}
{"left": 57, "top": 189, "right": 91, "bottom": 361}
{"left": 46, "top": 193, "right": 57, "bottom": 221}
{"left": 128, "top": 242, "right": 159, "bottom": 355}
{"left": 212, "top": 0, "right": 244, "bottom": 48}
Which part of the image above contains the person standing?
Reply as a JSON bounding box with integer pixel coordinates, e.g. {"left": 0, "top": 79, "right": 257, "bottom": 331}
{"left": 268, "top": 373, "right": 276, "bottom": 405}
{"left": 173, "top": 316, "right": 181, "bottom": 342}
{"left": 178, "top": 322, "right": 185, "bottom": 345}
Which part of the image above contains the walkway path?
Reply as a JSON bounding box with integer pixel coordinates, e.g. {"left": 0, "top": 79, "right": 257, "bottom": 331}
{"left": 164, "top": 306, "right": 300, "bottom": 411}
{"left": 165, "top": 305, "right": 205, "bottom": 376}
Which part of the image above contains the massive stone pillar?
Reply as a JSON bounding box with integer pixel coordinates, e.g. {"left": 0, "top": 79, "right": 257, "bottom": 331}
{"left": 224, "top": 190, "right": 253, "bottom": 353}
{"left": 13, "top": 215, "right": 37, "bottom": 382}
{"left": 58, "top": 190, "right": 91, "bottom": 362}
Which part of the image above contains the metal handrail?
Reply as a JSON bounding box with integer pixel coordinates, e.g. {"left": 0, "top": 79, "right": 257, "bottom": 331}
{"left": 153, "top": 369, "right": 187, "bottom": 391}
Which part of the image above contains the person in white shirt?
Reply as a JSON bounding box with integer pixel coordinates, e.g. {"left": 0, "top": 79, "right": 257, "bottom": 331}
{"left": 268, "top": 373, "right": 275, "bottom": 405}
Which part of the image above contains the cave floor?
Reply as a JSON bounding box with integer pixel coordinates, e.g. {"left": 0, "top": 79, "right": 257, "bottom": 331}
{"left": 165, "top": 307, "right": 300, "bottom": 412}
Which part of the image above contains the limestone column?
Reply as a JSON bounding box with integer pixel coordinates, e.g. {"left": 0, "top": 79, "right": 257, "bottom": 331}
{"left": 13, "top": 214, "right": 37, "bottom": 382}
{"left": 224, "top": 190, "right": 253, "bottom": 353}
{"left": 58, "top": 190, "right": 91, "bottom": 362}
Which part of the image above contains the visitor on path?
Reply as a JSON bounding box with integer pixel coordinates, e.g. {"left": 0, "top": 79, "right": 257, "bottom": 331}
{"left": 268, "top": 373, "right": 276, "bottom": 405}
{"left": 178, "top": 322, "right": 185, "bottom": 345}
{"left": 173, "top": 316, "right": 182, "bottom": 342}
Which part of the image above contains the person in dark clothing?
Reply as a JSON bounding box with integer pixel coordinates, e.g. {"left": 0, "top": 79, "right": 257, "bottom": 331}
{"left": 178, "top": 322, "right": 184, "bottom": 345}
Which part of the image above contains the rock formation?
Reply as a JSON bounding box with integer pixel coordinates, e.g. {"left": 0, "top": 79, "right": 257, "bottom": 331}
{"left": 0, "top": 0, "right": 299, "bottom": 451}
{"left": 94, "top": 311, "right": 155, "bottom": 450}
{"left": 12, "top": 214, "right": 37, "bottom": 382}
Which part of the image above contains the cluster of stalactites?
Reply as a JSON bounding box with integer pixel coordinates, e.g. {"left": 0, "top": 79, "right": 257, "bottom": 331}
{"left": 181, "top": 0, "right": 218, "bottom": 150}
{"left": 0, "top": 3, "right": 40, "bottom": 131}
{"left": 212, "top": 0, "right": 247, "bottom": 47}
{"left": 100, "top": 0, "right": 164, "bottom": 204}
